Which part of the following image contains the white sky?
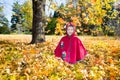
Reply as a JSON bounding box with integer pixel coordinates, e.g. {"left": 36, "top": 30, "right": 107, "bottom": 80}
{"left": 1, "top": 0, "right": 66, "bottom": 21}
{"left": 1, "top": 0, "right": 26, "bottom": 23}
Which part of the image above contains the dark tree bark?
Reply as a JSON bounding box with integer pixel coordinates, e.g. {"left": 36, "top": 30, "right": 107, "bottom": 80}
{"left": 115, "top": 4, "right": 120, "bottom": 37}
{"left": 31, "top": 0, "right": 46, "bottom": 44}
{"left": 115, "top": 17, "right": 120, "bottom": 37}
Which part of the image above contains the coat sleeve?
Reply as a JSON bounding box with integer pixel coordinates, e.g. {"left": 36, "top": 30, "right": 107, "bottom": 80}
{"left": 54, "top": 38, "right": 63, "bottom": 57}
{"left": 76, "top": 39, "right": 87, "bottom": 61}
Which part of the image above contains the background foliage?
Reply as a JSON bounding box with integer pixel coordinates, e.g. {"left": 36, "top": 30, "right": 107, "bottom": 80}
{"left": 49, "top": 0, "right": 119, "bottom": 36}
{"left": 0, "top": 5, "right": 10, "bottom": 34}
{"left": 0, "top": 0, "right": 119, "bottom": 36}
{"left": 11, "top": 0, "right": 32, "bottom": 34}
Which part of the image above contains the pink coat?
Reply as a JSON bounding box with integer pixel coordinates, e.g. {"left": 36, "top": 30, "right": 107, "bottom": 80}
{"left": 54, "top": 22, "right": 87, "bottom": 64}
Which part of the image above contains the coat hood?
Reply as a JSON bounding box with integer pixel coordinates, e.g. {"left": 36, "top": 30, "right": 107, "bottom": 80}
{"left": 65, "top": 22, "right": 76, "bottom": 37}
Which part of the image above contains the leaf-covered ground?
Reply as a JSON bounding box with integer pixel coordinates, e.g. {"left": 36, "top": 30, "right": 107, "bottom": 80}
{"left": 0, "top": 35, "right": 120, "bottom": 80}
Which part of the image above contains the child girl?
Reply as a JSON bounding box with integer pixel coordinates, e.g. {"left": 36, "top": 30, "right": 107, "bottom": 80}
{"left": 54, "top": 22, "right": 87, "bottom": 64}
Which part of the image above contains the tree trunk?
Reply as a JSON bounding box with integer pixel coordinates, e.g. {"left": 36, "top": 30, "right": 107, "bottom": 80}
{"left": 115, "top": 20, "right": 120, "bottom": 37}
{"left": 31, "top": 0, "right": 46, "bottom": 44}
{"left": 114, "top": 13, "right": 120, "bottom": 37}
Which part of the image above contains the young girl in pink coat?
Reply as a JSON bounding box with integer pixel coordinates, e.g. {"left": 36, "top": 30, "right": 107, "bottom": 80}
{"left": 54, "top": 22, "right": 87, "bottom": 64}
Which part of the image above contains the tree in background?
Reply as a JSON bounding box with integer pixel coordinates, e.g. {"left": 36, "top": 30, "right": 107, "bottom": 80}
{"left": 0, "top": 5, "right": 3, "bottom": 12}
{"left": 0, "top": 4, "right": 10, "bottom": 34}
{"left": 101, "top": 1, "right": 118, "bottom": 36}
{"left": 11, "top": 1, "right": 25, "bottom": 33}
{"left": 21, "top": 0, "right": 32, "bottom": 32}
{"left": 45, "top": 3, "right": 65, "bottom": 35}
{"left": 45, "top": 18, "right": 57, "bottom": 35}
{"left": 115, "top": 4, "right": 120, "bottom": 37}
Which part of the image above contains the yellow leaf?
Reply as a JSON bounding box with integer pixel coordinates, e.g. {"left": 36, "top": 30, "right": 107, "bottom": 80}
{"left": 10, "top": 75, "right": 16, "bottom": 80}
{"left": 57, "top": 18, "right": 65, "bottom": 24}
{"left": 106, "top": 4, "right": 112, "bottom": 10}
{"left": 30, "top": 49, "right": 36, "bottom": 54}
{"left": 51, "top": 3, "right": 57, "bottom": 10}
{"left": 83, "top": 18, "right": 89, "bottom": 24}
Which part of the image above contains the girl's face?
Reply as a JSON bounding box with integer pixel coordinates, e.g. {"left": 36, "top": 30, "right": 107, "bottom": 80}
{"left": 67, "top": 26, "right": 74, "bottom": 36}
